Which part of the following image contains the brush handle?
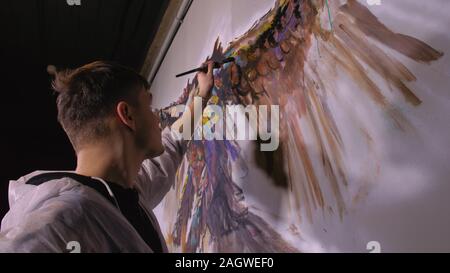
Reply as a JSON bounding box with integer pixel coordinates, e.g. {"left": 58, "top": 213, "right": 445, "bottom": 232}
{"left": 175, "top": 57, "right": 235, "bottom": 78}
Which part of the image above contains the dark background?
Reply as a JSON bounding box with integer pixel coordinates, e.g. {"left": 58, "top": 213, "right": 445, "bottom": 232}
{"left": 0, "top": 0, "right": 168, "bottom": 221}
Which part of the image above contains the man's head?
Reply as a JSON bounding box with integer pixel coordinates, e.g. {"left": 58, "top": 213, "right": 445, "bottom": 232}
{"left": 52, "top": 61, "right": 164, "bottom": 158}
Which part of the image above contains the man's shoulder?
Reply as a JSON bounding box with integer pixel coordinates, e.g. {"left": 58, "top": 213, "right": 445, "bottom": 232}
{"left": 1, "top": 172, "right": 130, "bottom": 252}
{"left": 5, "top": 171, "right": 122, "bottom": 228}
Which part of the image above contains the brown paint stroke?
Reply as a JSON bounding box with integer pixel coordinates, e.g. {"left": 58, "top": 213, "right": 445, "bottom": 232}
{"left": 341, "top": 0, "right": 444, "bottom": 63}
{"left": 334, "top": 14, "right": 422, "bottom": 105}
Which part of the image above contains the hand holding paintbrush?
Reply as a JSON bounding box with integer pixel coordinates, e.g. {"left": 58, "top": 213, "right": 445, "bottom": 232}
{"left": 175, "top": 57, "right": 235, "bottom": 78}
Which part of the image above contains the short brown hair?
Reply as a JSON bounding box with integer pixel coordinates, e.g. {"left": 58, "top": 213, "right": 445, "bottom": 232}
{"left": 52, "top": 61, "right": 150, "bottom": 150}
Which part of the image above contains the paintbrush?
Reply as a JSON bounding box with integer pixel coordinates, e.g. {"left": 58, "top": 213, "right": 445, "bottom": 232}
{"left": 175, "top": 57, "right": 235, "bottom": 78}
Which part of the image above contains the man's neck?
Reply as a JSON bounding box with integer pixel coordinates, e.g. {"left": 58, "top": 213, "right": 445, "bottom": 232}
{"left": 75, "top": 140, "right": 142, "bottom": 189}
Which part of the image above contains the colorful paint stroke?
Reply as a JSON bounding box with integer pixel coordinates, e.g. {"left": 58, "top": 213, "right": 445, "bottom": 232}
{"left": 158, "top": 0, "right": 443, "bottom": 252}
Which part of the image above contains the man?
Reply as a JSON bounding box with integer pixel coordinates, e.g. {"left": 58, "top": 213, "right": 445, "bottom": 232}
{"left": 0, "top": 60, "right": 214, "bottom": 252}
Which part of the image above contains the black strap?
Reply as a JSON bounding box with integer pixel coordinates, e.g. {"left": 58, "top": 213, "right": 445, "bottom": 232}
{"left": 26, "top": 172, "right": 118, "bottom": 208}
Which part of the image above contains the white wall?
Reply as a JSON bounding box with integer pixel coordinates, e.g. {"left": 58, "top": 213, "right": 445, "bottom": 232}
{"left": 151, "top": 0, "right": 450, "bottom": 252}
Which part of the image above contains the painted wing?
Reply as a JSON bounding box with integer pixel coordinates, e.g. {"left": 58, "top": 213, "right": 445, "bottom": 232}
{"left": 159, "top": 0, "right": 443, "bottom": 252}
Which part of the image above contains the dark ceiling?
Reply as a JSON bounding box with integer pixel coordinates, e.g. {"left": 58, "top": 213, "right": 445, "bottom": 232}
{"left": 0, "top": 0, "right": 168, "bottom": 220}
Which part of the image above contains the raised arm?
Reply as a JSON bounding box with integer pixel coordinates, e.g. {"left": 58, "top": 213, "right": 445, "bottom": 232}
{"left": 135, "top": 61, "right": 214, "bottom": 209}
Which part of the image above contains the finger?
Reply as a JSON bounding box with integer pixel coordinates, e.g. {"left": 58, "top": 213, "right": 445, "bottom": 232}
{"left": 201, "top": 57, "right": 210, "bottom": 65}
{"left": 201, "top": 56, "right": 210, "bottom": 67}
{"left": 207, "top": 61, "right": 214, "bottom": 76}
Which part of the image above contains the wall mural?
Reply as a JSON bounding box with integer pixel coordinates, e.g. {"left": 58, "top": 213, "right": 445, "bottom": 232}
{"left": 158, "top": 0, "right": 444, "bottom": 252}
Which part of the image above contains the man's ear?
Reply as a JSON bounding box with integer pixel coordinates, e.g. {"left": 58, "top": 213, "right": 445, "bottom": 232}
{"left": 116, "top": 101, "right": 136, "bottom": 131}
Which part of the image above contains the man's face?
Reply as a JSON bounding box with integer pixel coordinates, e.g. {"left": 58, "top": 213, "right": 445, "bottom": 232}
{"left": 134, "top": 88, "right": 165, "bottom": 158}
